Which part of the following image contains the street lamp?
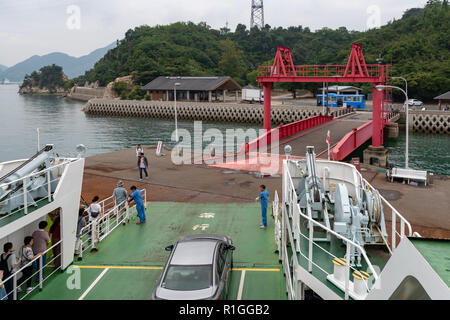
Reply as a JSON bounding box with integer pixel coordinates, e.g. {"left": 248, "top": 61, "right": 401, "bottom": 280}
{"left": 392, "top": 76, "right": 408, "bottom": 108}
{"left": 376, "top": 84, "right": 409, "bottom": 169}
{"left": 174, "top": 82, "right": 181, "bottom": 142}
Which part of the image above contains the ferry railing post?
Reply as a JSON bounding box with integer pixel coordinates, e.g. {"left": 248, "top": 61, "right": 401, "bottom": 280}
{"left": 13, "top": 273, "right": 17, "bottom": 300}
{"left": 47, "top": 170, "right": 51, "bottom": 201}
{"left": 23, "top": 177, "right": 28, "bottom": 215}
{"left": 39, "top": 254, "right": 43, "bottom": 290}
{"left": 392, "top": 211, "right": 396, "bottom": 250}
{"left": 345, "top": 242, "right": 350, "bottom": 300}
{"left": 308, "top": 218, "right": 313, "bottom": 273}
{"left": 91, "top": 220, "right": 97, "bottom": 251}
{"left": 107, "top": 209, "right": 110, "bottom": 236}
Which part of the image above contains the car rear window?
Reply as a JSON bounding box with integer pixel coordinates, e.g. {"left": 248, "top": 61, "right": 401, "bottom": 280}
{"left": 162, "top": 265, "right": 212, "bottom": 291}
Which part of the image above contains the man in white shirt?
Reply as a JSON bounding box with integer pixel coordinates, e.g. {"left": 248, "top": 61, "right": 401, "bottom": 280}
{"left": 136, "top": 144, "right": 143, "bottom": 158}
{"left": 88, "top": 196, "right": 103, "bottom": 247}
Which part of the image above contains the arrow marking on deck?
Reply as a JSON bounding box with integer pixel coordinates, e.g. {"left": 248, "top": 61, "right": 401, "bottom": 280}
{"left": 192, "top": 224, "right": 209, "bottom": 231}
{"left": 199, "top": 212, "right": 215, "bottom": 218}
{"left": 78, "top": 268, "right": 109, "bottom": 300}
{"left": 237, "top": 270, "right": 246, "bottom": 300}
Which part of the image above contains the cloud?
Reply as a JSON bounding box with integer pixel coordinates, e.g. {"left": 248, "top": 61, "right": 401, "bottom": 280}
{"left": 0, "top": 0, "right": 428, "bottom": 66}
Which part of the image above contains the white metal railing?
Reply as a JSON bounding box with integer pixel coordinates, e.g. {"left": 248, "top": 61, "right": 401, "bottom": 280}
{"left": 2, "top": 240, "right": 62, "bottom": 300}
{"left": 78, "top": 189, "right": 147, "bottom": 258}
{"left": 272, "top": 190, "right": 282, "bottom": 259}
{"left": 359, "top": 176, "right": 413, "bottom": 251}
{"left": 283, "top": 165, "right": 380, "bottom": 300}
{"left": 0, "top": 160, "right": 70, "bottom": 223}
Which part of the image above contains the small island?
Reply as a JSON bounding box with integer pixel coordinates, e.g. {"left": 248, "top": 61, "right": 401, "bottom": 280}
{"left": 19, "top": 64, "right": 70, "bottom": 94}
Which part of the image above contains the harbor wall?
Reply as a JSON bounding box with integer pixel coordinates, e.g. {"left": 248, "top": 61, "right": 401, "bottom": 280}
{"left": 67, "top": 87, "right": 106, "bottom": 102}
{"left": 399, "top": 110, "right": 449, "bottom": 134}
{"left": 82, "top": 99, "right": 351, "bottom": 124}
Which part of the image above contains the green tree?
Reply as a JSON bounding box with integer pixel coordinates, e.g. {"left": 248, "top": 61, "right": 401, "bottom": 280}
{"left": 218, "top": 39, "right": 245, "bottom": 78}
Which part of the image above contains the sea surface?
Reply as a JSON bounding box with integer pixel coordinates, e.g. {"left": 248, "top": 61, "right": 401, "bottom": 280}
{"left": 0, "top": 84, "right": 260, "bottom": 161}
{"left": 1, "top": 84, "right": 449, "bottom": 175}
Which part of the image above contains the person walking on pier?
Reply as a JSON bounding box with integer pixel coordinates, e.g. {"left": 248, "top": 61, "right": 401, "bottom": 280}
{"left": 136, "top": 144, "right": 143, "bottom": 158}
{"left": 128, "top": 186, "right": 146, "bottom": 225}
{"left": 137, "top": 152, "right": 149, "bottom": 181}
{"left": 256, "top": 185, "right": 269, "bottom": 229}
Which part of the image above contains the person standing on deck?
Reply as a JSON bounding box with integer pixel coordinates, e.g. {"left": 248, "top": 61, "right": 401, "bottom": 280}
{"left": 74, "top": 208, "right": 87, "bottom": 259}
{"left": 137, "top": 153, "right": 149, "bottom": 181}
{"left": 19, "top": 236, "right": 43, "bottom": 294}
{"left": 49, "top": 215, "right": 61, "bottom": 268}
{"left": 0, "top": 242, "right": 21, "bottom": 300}
{"left": 88, "top": 196, "right": 103, "bottom": 242}
{"left": 32, "top": 221, "right": 50, "bottom": 281}
{"left": 128, "top": 186, "right": 146, "bottom": 225}
{"left": 113, "top": 181, "right": 128, "bottom": 225}
{"left": 136, "top": 144, "right": 143, "bottom": 158}
{"left": 256, "top": 185, "right": 269, "bottom": 229}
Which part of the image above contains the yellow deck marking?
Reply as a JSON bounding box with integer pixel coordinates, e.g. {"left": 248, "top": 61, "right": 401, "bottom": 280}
{"left": 73, "top": 265, "right": 280, "bottom": 272}
{"left": 231, "top": 268, "right": 280, "bottom": 272}
{"left": 74, "top": 265, "right": 163, "bottom": 270}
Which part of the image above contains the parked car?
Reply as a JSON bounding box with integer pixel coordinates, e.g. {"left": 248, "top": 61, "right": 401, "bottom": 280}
{"left": 407, "top": 99, "right": 423, "bottom": 107}
{"left": 152, "top": 234, "right": 235, "bottom": 300}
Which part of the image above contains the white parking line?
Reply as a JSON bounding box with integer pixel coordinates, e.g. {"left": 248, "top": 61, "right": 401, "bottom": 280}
{"left": 237, "top": 270, "right": 246, "bottom": 300}
{"left": 78, "top": 268, "right": 109, "bottom": 300}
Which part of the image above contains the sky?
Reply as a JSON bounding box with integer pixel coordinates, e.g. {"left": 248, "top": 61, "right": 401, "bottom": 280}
{"left": 0, "top": 0, "right": 428, "bottom": 67}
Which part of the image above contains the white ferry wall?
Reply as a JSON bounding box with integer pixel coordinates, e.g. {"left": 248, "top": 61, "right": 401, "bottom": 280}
{"left": 0, "top": 157, "right": 84, "bottom": 270}
{"left": 367, "top": 238, "right": 450, "bottom": 300}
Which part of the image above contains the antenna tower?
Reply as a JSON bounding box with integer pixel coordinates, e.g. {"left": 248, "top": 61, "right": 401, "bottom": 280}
{"left": 251, "top": 0, "right": 264, "bottom": 29}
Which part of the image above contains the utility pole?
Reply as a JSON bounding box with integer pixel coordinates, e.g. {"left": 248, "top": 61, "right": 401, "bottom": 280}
{"left": 251, "top": 0, "right": 264, "bottom": 29}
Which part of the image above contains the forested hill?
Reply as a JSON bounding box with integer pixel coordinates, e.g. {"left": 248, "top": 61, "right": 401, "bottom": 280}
{"left": 76, "top": 1, "right": 449, "bottom": 101}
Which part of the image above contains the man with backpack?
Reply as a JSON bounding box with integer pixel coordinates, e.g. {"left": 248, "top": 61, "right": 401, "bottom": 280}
{"left": 0, "top": 242, "right": 22, "bottom": 300}
{"left": 18, "top": 236, "right": 43, "bottom": 294}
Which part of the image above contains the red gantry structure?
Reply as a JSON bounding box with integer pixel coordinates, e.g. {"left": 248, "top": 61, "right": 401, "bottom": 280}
{"left": 257, "top": 43, "right": 391, "bottom": 149}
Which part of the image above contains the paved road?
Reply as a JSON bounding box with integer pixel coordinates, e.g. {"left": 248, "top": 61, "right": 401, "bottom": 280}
{"left": 268, "top": 112, "right": 372, "bottom": 157}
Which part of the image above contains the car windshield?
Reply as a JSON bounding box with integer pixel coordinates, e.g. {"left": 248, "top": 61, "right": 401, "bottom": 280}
{"left": 162, "top": 265, "right": 212, "bottom": 291}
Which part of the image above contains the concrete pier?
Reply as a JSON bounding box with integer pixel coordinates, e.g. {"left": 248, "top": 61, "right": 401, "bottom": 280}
{"left": 83, "top": 99, "right": 351, "bottom": 125}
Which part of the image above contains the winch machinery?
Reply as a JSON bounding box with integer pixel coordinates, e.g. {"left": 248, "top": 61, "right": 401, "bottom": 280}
{"left": 295, "top": 146, "right": 388, "bottom": 266}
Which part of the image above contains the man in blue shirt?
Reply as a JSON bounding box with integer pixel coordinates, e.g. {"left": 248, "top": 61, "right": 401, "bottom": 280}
{"left": 256, "top": 185, "right": 269, "bottom": 229}
{"left": 128, "top": 186, "right": 146, "bottom": 225}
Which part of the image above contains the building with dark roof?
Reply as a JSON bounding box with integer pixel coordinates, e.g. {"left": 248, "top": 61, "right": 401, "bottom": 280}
{"left": 141, "top": 76, "right": 242, "bottom": 102}
{"left": 434, "top": 91, "right": 450, "bottom": 110}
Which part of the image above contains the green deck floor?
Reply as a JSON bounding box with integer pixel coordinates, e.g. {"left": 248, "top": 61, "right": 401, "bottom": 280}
{"left": 28, "top": 202, "right": 287, "bottom": 300}
{"left": 0, "top": 197, "right": 51, "bottom": 228}
{"left": 410, "top": 237, "right": 450, "bottom": 287}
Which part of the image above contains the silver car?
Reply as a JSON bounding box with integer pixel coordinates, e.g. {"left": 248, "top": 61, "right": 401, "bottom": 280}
{"left": 152, "top": 234, "right": 235, "bottom": 300}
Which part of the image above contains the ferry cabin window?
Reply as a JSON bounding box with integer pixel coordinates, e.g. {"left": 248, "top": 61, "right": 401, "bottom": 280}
{"left": 389, "top": 275, "right": 431, "bottom": 300}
